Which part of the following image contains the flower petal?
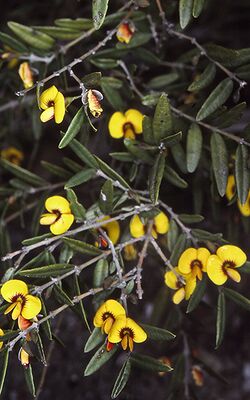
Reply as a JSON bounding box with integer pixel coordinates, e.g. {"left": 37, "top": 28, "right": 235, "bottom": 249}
{"left": 129, "top": 215, "right": 145, "bottom": 238}
{"left": 39, "top": 85, "right": 58, "bottom": 109}
{"left": 178, "top": 248, "right": 197, "bottom": 275}
{"left": 197, "top": 247, "right": 211, "bottom": 272}
{"left": 50, "top": 214, "right": 74, "bottom": 235}
{"left": 125, "top": 109, "right": 143, "bottom": 134}
{"left": 173, "top": 288, "right": 185, "bottom": 304}
{"left": 54, "top": 91, "right": 66, "bottom": 124}
{"left": 164, "top": 269, "right": 179, "bottom": 290}
{"left": 40, "top": 213, "right": 58, "bottom": 226}
{"left": 108, "top": 315, "right": 127, "bottom": 343}
{"left": 94, "top": 300, "right": 125, "bottom": 328}
{"left": 207, "top": 255, "right": 227, "bottom": 285}
{"left": 237, "top": 193, "right": 250, "bottom": 217}
{"left": 216, "top": 245, "right": 247, "bottom": 268}
{"left": 126, "top": 317, "right": 147, "bottom": 343}
{"left": 0, "top": 328, "right": 3, "bottom": 350}
{"left": 185, "top": 278, "right": 197, "bottom": 300}
{"left": 226, "top": 268, "right": 241, "bottom": 283}
{"left": 108, "top": 112, "right": 126, "bottom": 138}
{"left": 45, "top": 196, "right": 71, "bottom": 214}
{"left": 40, "top": 107, "right": 55, "bottom": 123}
{"left": 12, "top": 302, "right": 22, "bottom": 320}
{"left": 154, "top": 212, "right": 169, "bottom": 234}
{"left": 1, "top": 280, "right": 28, "bottom": 302}
{"left": 22, "top": 295, "right": 41, "bottom": 319}
{"left": 100, "top": 217, "right": 120, "bottom": 245}
{"left": 226, "top": 175, "right": 235, "bottom": 201}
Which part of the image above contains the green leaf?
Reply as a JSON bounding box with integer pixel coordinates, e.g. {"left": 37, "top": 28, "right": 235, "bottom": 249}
{"left": 66, "top": 188, "right": 86, "bottom": 221}
{"left": 73, "top": 275, "right": 91, "bottom": 332}
{"left": 224, "top": 287, "right": 250, "bottom": 311}
{"left": 149, "top": 153, "right": 166, "bottom": 205}
{"left": 59, "top": 108, "right": 85, "bottom": 149}
{"left": 186, "top": 123, "right": 203, "bottom": 172}
{"left": 100, "top": 80, "right": 125, "bottom": 110}
{"left": 216, "top": 291, "right": 226, "bottom": 349}
{"left": 188, "top": 63, "right": 216, "bottom": 92}
{"left": 142, "top": 116, "right": 154, "bottom": 145}
{"left": 178, "top": 214, "right": 204, "bottom": 223}
{"left": 0, "top": 159, "right": 47, "bottom": 187}
{"left": 210, "top": 133, "right": 228, "bottom": 197}
{"left": 41, "top": 161, "right": 71, "bottom": 179}
{"left": 63, "top": 238, "right": 103, "bottom": 255}
{"left": 8, "top": 21, "right": 55, "bottom": 50}
{"left": 91, "top": 58, "right": 118, "bottom": 69}
{"left": 167, "top": 220, "right": 179, "bottom": 252}
{"left": 24, "top": 364, "right": 36, "bottom": 397}
{"left": 164, "top": 165, "right": 188, "bottom": 189}
{"left": 153, "top": 93, "right": 173, "bottom": 143}
{"left": 235, "top": 145, "right": 249, "bottom": 205}
{"left": 0, "top": 330, "right": 18, "bottom": 342}
{"left": 93, "top": 259, "right": 109, "bottom": 288}
{"left": 214, "top": 102, "right": 246, "bottom": 129}
{"left": 196, "top": 78, "right": 234, "bottom": 121}
{"left": 84, "top": 343, "right": 117, "bottom": 376}
{"left": 40, "top": 298, "right": 52, "bottom": 340}
{"left": 18, "top": 264, "right": 75, "bottom": 278}
{"left": 65, "top": 168, "right": 96, "bottom": 189}
{"left": 0, "top": 350, "right": 9, "bottom": 396}
{"left": 92, "top": 0, "right": 109, "bottom": 29}
{"left": 69, "top": 139, "right": 99, "bottom": 169}
{"left": 116, "top": 33, "right": 151, "bottom": 49}
{"left": 109, "top": 152, "right": 134, "bottom": 162}
{"left": 84, "top": 328, "right": 105, "bottom": 353}
{"left": 187, "top": 277, "right": 206, "bottom": 313}
{"left": 81, "top": 72, "right": 102, "bottom": 88}
{"left": 32, "top": 26, "right": 82, "bottom": 40}
{"left": 141, "top": 324, "right": 176, "bottom": 341}
{"left": 192, "top": 0, "right": 205, "bottom": 17}
{"left": 161, "top": 131, "right": 183, "bottom": 147}
{"left": 99, "top": 180, "right": 113, "bottom": 214}
{"left": 55, "top": 18, "right": 93, "bottom": 30}
{"left": 123, "top": 139, "right": 153, "bottom": 164}
{"left": 179, "top": 0, "right": 193, "bottom": 29}
{"left": 131, "top": 353, "right": 172, "bottom": 372}
{"left": 22, "top": 233, "right": 52, "bottom": 246}
{"left": 192, "top": 229, "right": 223, "bottom": 241}
{"left": 147, "top": 73, "right": 179, "bottom": 89}
{"left": 54, "top": 284, "right": 74, "bottom": 306}
{"left": 241, "top": 261, "right": 250, "bottom": 274}
{"left": 171, "top": 143, "right": 187, "bottom": 174}
{"left": 0, "top": 31, "right": 28, "bottom": 52}
{"left": 95, "top": 156, "right": 131, "bottom": 190}
{"left": 170, "top": 233, "right": 187, "bottom": 265}
{"left": 111, "top": 359, "right": 131, "bottom": 399}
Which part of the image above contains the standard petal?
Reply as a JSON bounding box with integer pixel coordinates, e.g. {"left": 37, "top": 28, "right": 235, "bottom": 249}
{"left": 216, "top": 245, "right": 247, "bottom": 268}
{"left": 197, "top": 247, "right": 211, "bottom": 272}
{"left": 40, "top": 213, "right": 58, "bottom": 226}
{"left": 1, "top": 280, "right": 28, "bottom": 302}
{"left": 45, "top": 196, "right": 71, "bottom": 214}
{"left": 22, "top": 295, "right": 41, "bottom": 319}
{"left": 40, "top": 107, "right": 55, "bottom": 122}
{"left": 50, "top": 214, "right": 74, "bottom": 235}
{"left": 108, "top": 315, "right": 127, "bottom": 343}
{"left": 178, "top": 248, "right": 197, "bottom": 275}
{"left": 164, "top": 269, "right": 179, "bottom": 290}
{"left": 54, "top": 92, "right": 66, "bottom": 124}
{"left": 126, "top": 317, "right": 147, "bottom": 343}
{"left": 207, "top": 255, "right": 227, "bottom": 285}
{"left": 129, "top": 215, "right": 145, "bottom": 238}
{"left": 39, "top": 85, "right": 58, "bottom": 109}
{"left": 154, "top": 212, "right": 169, "bottom": 234}
{"left": 125, "top": 109, "right": 143, "bottom": 134}
{"left": 94, "top": 300, "right": 125, "bottom": 328}
{"left": 108, "top": 112, "right": 126, "bottom": 138}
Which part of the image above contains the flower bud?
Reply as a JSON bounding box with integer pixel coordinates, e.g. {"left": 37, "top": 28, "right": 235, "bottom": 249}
{"left": 18, "top": 62, "right": 34, "bottom": 89}
{"left": 87, "top": 89, "right": 103, "bottom": 118}
{"left": 116, "top": 22, "right": 135, "bottom": 44}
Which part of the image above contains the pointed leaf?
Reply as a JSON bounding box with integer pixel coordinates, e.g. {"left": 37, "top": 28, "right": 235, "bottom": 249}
{"left": 95, "top": 156, "right": 131, "bottom": 190}
{"left": 224, "top": 288, "right": 250, "bottom": 311}
{"left": 187, "top": 277, "right": 206, "bottom": 313}
{"left": 216, "top": 291, "right": 226, "bottom": 349}
{"left": 18, "top": 264, "right": 75, "bottom": 278}
{"left": 8, "top": 21, "right": 55, "bottom": 50}
{"left": 92, "top": 0, "right": 109, "bottom": 30}
{"left": 111, "top": 359, "right": 131, "bottom": 399}
{"left": 192, "top": 0, "right": 205, "bottom": 17}
{"left": 69, "top": 139, "right": 99, "bottom": 169}
{"left": 211, "top": 133, "right": 228, "bottom": 197}
{"left": 0, "top": 350, "right": 9, "bottom": 396}
{"left": 99, "top": 180, "right": 113, "bottom": 214}
{"left": 149, "top": 152, "right": 166, "bottom": 204}
{"left": 24, "top": 364, "right": 36, "bottom": 397}
{"left": 186, "top": 123, "right": 203, "bottom": 172}
{"left": 63, "top": 238, "right": 103, "bottom": 255}
{"left": 84, "top": 343, "right": 117, "bottom": 376}
{"left": 153, "top": 93, "right": 173, "bottom": 142}
{"left": 66, "top": 188, "right": 86, "bottom": 221}
{"left": 235, "top": 145, "right": 249, "bottom": 205}
{"left": 84, "top": 328, "right": 105, "bottom": 353}
{"left": 131, "top": 353, "right": 172, "bottom": 372}
{"left": 141, "top": 324, "right": 176, "bottom": 341}
{"left": 59, "top": 108, "right": 85, "bottom": 148}
{"left": 188, "top": 63, "right": 216, "bottom": 92}
{"left": 0, "top": 159, "right": 47, "bottom": 187}
{"left": 179, "top": 0, "right": 193, "bottom": 29}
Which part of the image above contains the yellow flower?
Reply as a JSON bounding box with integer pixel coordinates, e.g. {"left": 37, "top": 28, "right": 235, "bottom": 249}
{"left": 18, "top": 62, "right": 33, "bottom": 89}
{"left": 99, "top": 216, "right": 120, "bottom": 245}
{"left": 238, "top": 192, "right": 250, "bottom": 217}
{"left": 18, "top": 315, "right": 33, "bottom": 341}
{"left": 124, "top": 244, "right": 137, "bottom": 261}
{"left": 207, "top": 245, "right": 247, "bottom": 285}
{"left": 18, "top": 348, "right": 30, "bottom": 368}
{"left": 1, "top": 280, "right": 41, "bottom": 320}
{"left": 40, "top": 196, "right": 74, "bottom": 235}
{"left": 108, "top": 315, "right": 147, "bottom": 352}
{"left": 226, "top": 174, "right": 236, "bottom": 201}
{"left": 164, "top": 268, "right": 196, "bottom": 304}
{"left": 0, "top": 329, "right": 4, "bottom": 350}
{"left": 87, "top": 89, "right": 103, "bottom": 118}
{"left": 108, "top": 109, "right": 143, "bottom": 139}
{"left": 93, "top": 299, "right": 126, "bottom": 334}
{"left": 130, "top": 211, "right": 169, "bottom": 239}
{"left": 178, "top": 247, "right": 211, "bottom": 280}
{"left": 116, "top": 22, "right": 135, "bottom": 44}
{"left": 39, "top": 85, "right": 65, "bottom": 124}
{"left": 1, "top": 147, "right": 24, "bottom": 165}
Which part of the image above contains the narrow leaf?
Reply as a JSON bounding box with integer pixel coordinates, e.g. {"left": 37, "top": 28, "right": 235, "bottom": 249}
{"left": 187, "top": 277, "right": 206, "bottom": 313}
{"left": 235, "top": 145, "right": 249, "bottom": 205}
{"left": 192, "top": 0, "right": 205, "bottom": 17}
{"left": 188, "top": 63, "right": 216, "bottom": 92}
{"left": 153, "top": 93, "right": 173, "bottom": 143}
{"left": 141, "top": 324, "right": 176, "bottom": 341}
{"left": 18, "top": 264, "right": 75, "bottom": 278}
{"left": 179, "top": 0, "right": 193, "bottom": 29}
{"left": 216, "top": 291, "right": 226, "bottom": 349}
{"left": 63, "top": 238, "right": 103, "bottom": 255}
{"left": 92, "top": 0, "right": 109, "bottom": 30}
{"left": 224, "top": 288, "right": 250, "bottom": 311}
{"left": 69, "top": 139, "right": 99, "bottom": 169}
{"left": 111, "top": 359, "right": 131, "bottom": 399}
{"left": 210, "top": 133, "right": 228, "bottom": 197}
{"left": 8, "top": 21, "right": 55, "bottom": 50}
{"left": 186, "top": 123, "right": 203, "bottom": 172}
{"left": 149, "top": 153, "right": 166, "bottom": 204}
{"left": 99, "top": 180, "right": 113, "bottom": 214}
{"left": 131, "top": 353, "right": 172, "bottom": 372}
{"left": 59, "top": 108, "right": 85, "bottom": 148}
{"left": 0, "top": 159, "right": 47, "bottom": 187}
{"left": 0, "top": 350, "right": 9, "bottom": 396}
{"left": 66, "top": 188, "right": 86, "bottom": 221}
{"left": 84, "top": 328, "right": 105, "bottom": 353}
{"left": 84, "top": 343, "right": 117, "bottom": 376}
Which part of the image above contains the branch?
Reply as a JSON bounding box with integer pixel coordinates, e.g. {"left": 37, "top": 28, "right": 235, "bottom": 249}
{"left": 135, "top": 220, "right": 153, "bottom": 300}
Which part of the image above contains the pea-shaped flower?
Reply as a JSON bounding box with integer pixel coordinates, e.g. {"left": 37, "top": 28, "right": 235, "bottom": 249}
{"left": 94, "top": 299, "right": 126, "bottom": 334}
{"left": 178, "top": 247, "right": 211, "bottom": 280}
{"left": 165, "top": 268, "right": 196, "bottom": 304}
{"left": 116, "top": 22, "right": 135, "bottom": 44}
{"left": 207, "top": 245, "right": 247, "bottom": 285}
{"left": 130, "top": 211, "right": 169, "bottom": 239}
{"left": 40, "top": 196, "right": 74, "bottom": 235}
{"left": 108, "top": 315, "right": 147, "bottom": 352}
{"left": 1, "top": 280, "right": 41, "bottom": 320}
{"left": 1, "top": 147, "right": 24, "bottom": 166}
{"left": 108, "top": 109, "right": 143, "bottom": 139}
{"left": 39, "top": 85, "right": 65, "bottom": 124}
{"left": 18, "top": 62, "right": 33, "bottom": 89}
{"left": 99, "top": 216, "right": 120, "bottom": 245}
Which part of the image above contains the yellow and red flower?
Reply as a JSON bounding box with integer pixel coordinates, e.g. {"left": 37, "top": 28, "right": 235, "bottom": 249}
{"left": 18, "top": 347, "right": 30, "bottom": 368}
{"left": 164, "top": 267, "right": 196, "bottom": 304}
{"left": 40, "top": 196, "right": 74, "bottom": 235}
{"left": 39, "top": 85, "right": 65, "bottom": 124}
{"left": 93, "top": 299, "right": 126, "bottom": 334}
{"left": 130, "top": 211, "right": 169, "bottom": 239}
{"left": 178, "top": 247, "right": 211, "bottom": 280}
{"left": 87, "top": 89, "right": 103, "bottom": 118}
{"left": 108, "top": 315, "right": 147, "bottom": 352}
{"left": 98, "top": 216, "right": 120, "bottom": 245}
{"left": 1, "top": 279, "right": 41, "bottom": 321}
{"left": 108, "top": 109, "right": 143, "bottom": 139}
{"left": 207, "top": 245, "right": 247, "bottom": 285}
{"left": 116, "top": 21, "right": 135, "bottom": 44}
{"left": 18, "top": 62, "right": 33, "bottom": 89}
{"left": 1, "top": 147, "right": 24, "bottom": 165}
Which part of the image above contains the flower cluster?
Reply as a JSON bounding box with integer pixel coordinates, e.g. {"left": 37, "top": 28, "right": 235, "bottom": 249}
{"left": 130, "top": 211, "right": 169, "bottom": 239}
{"left": 93, "top": 299, "right": 147, "bottom": 352}
{"left": 165, "top": 245, "right": 247, "bottom": 304}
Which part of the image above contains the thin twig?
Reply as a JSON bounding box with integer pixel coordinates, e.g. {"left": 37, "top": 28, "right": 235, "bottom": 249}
{"left": 135, "top": 220, "right": 153, "bottom": 300}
